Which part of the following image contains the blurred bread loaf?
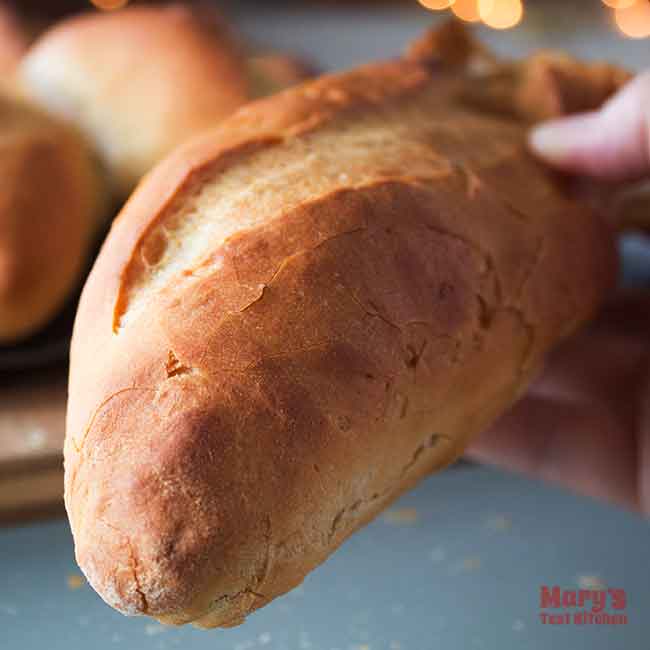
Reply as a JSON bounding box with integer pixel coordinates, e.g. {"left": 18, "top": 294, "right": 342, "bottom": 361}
{"left": 65, "top": 24, "right": 619, "bottom": 628}
{"left": 0, "top": 91, "right": 106, "bottom": 343}
{"left": 0, "top": 4, "right": 29, "bottom": 75}
{"left": 19, "top": 4, "right": 311, "bottom": 198}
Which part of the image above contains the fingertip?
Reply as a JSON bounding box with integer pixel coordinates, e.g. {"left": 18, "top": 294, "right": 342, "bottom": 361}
{"left": 528, "top": 113, "right": 604, "bottom": 170}
{"left": 529, "top": 73, "right": 650, "bottom": 182}
{"left": 528, "top": 121, "right": 571, "bottom": 165}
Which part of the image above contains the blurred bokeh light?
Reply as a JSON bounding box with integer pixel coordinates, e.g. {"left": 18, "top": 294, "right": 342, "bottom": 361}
{"left": 418, "top": 0, "right": 455, "bottom": 10}
{"left": 602, "top": 0, "right": 636, "bottom": 9}
{"left": 478, "top": 0, "right": 523, "bottom": 29}
{"left": 615, "top": 0, "right": 650, "bottom": 38}
{"left": 451, "top": 0, "right": 481, "bottom": 22}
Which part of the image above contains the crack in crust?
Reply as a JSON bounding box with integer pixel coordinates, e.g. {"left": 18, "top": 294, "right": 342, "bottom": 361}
{"left": 399, "top": 432, "right": 452, "bottom": 478}
{"left": 74, "top": 386, "right": 156, "bottom": 454}
{"left": 327, "top": 431, "right": 454, "bottom": 545}
{"left": 165, "top": 350, "right": 193, "bottom": 379}
{"left": 93, "top": 517, "right": 149, "bottom": 615}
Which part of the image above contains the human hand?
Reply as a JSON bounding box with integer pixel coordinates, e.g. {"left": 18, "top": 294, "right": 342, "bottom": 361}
{"left": 467, "top": 74, "right": 650, "bottom": 515}
{"left": 528, "top": 71, "right": 650, "bottom": 183}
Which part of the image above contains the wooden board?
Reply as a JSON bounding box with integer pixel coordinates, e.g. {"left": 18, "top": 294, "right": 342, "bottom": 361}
{"left": 0, "top": 366, "right": 67, "bottom": 519}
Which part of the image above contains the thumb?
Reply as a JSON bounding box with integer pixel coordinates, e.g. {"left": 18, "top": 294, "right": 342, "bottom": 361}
{"left": 529, "top": 72, "right": 650, "bottom": 183}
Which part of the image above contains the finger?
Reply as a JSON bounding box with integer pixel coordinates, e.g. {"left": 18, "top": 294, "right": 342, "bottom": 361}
{"left": 530, "top": 290, "right": 650, "bottom": 406}
{"left": 466, "top": 394, "right": 639, "bottom": 512}
{"left": 529, "top": 72, "right": 650, "bottom": 183}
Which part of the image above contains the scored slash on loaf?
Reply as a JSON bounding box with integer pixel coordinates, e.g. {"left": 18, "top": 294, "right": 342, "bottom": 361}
{"left": 65, "top": 22, "right": 620, "bottom": 628}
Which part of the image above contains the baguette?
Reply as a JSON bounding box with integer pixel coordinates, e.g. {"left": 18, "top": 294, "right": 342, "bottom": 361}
{"left": 19, "top": 4, "right": 311, "bottom": 198}
{"left": 0, "top": 90, "right": 106, "bottom": 343}
{"left": 66, "top": 24, "right": 620, "bottom": 628}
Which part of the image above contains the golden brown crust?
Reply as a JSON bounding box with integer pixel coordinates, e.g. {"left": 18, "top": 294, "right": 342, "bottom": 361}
{"left": 0, "top": 90, "right": 105, "bottom": 343}
{"left": 407, "top": 21, "right": 631, "bottom": 123}
{"left": 66, "top": 25, "right": 618, "bottom": 627}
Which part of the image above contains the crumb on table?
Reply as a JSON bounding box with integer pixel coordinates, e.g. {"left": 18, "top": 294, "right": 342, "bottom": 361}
{"left": 66, "top": 574, "right": 85, "bottom": 590}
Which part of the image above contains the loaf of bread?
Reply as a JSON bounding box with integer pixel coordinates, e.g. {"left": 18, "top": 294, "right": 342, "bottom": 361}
{"left": 0, "top": 4, "right": 28, "bottom": 75}
{"left": 65, "top": 24, "right": 620, "bottom": 628}
{"left": 19, "top": 4, "right": 311, "bottom": 198}
{"left": 0, "top": 90, "right": 106, "bottom": 343}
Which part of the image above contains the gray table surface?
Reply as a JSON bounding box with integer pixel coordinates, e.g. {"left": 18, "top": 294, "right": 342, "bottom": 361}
{"left": 2, "top": 4, "right": 650, "bottom": 649}
{"left": 2, "top": 465, "right": 649, "bottom": 650}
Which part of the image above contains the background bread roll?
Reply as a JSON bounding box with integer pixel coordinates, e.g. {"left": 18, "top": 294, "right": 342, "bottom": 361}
{"left": 0, "top": 4, "right": 28, "bottom": 75}
{"left": 65, "top": 25, "right": 618, "bottom": 628}
{"left": 19, "top": 4, "right": 252, "bottom": 198}
{"left": 0, "top": 91, "right": 106, "bottom": 344}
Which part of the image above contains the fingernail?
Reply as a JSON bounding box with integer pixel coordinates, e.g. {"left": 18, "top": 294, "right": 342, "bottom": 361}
{"left": 529, "top": 122, "right": 572, "bottom": 161}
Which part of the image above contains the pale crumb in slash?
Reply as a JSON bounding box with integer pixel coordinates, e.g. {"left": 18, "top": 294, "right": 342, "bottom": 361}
{"left": 382, "top": 507, "right": 419, "bottom": 526}
{"left": 576, "top": 575, "right": 606, "bottom": 590}
{"left": 258, "top": 633, "right": 272, "bottom": 645}
{"left": 338, "top": 173, "right": 350, "bottom": 183}
{"left": 485, "top": 514, "right": 512, "bottom": 532}
{"left": 512, "top": 619, "right": 526, "bottom": 632}
{"left": 67, "top": 574, "right": 85, "bottom": 590}
{"left": 25, "top": 428, "right": 47, "bottom": 450}
{"left": 144, "top": 623, "right": 165, "bottom": 636}
{"left": 429, "top": 546, "right": 446, "bottom": 563}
